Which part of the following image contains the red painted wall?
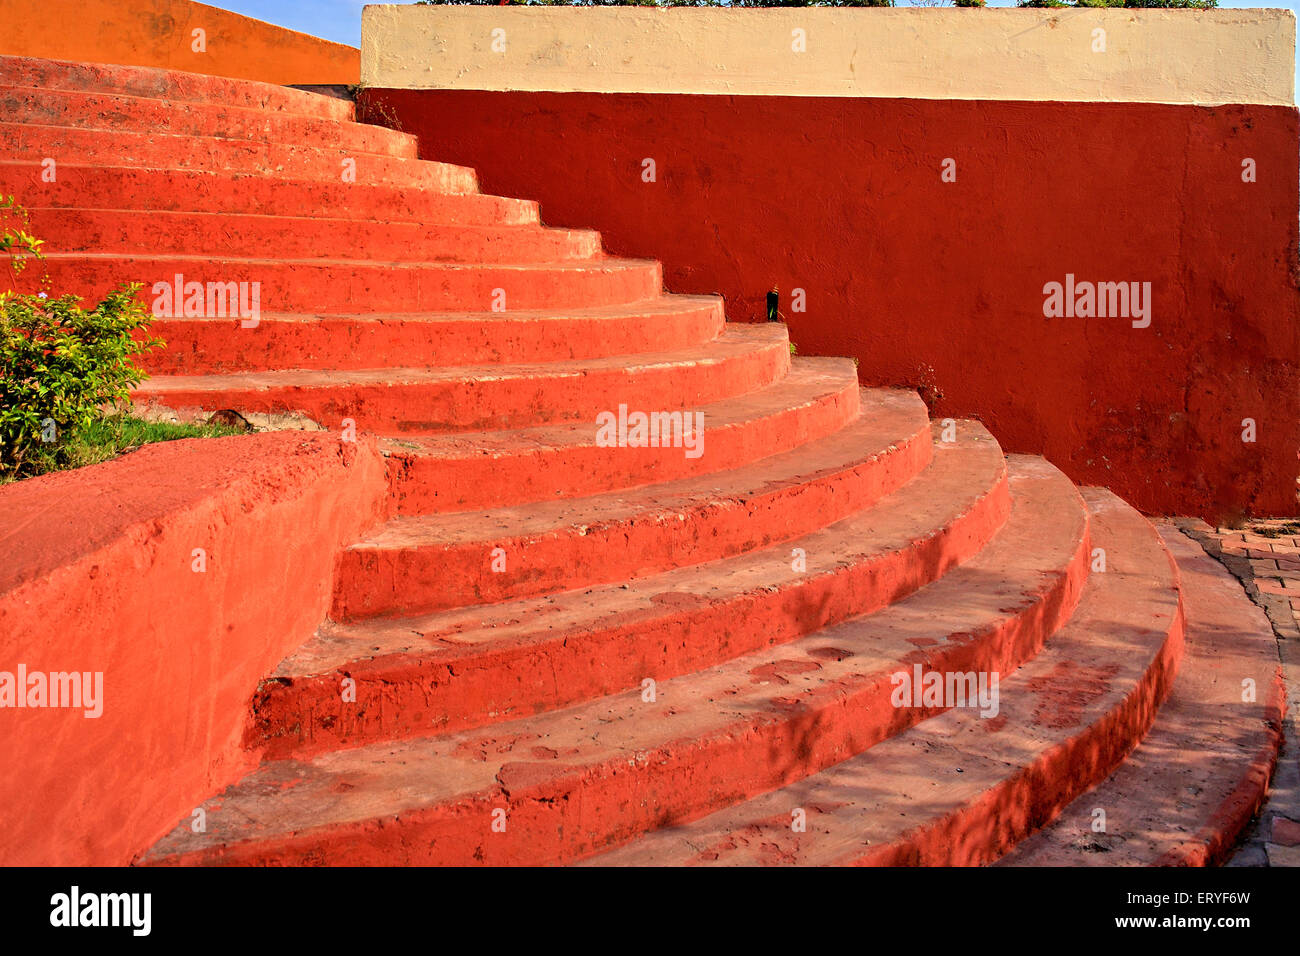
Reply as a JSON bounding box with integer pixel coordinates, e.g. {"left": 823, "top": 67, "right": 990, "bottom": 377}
{"left": 367, "top": 90, "right": 1300, "bottom": 521}
{"left": 0, "top": 433, "right": 386, "bottom": 865}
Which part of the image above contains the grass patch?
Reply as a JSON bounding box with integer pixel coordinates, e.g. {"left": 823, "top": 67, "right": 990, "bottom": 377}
{"left": 2, "top": 415, "right": 245, "bottom": 484}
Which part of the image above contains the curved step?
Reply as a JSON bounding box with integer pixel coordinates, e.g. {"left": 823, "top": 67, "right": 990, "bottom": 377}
{"left": 582, "top": 488, "right": 1180, "bottom": 866}
{"left": 144, "top": 451, "right": 1078, "bottom": 864}
{"left": 0, "top": 55, "right": 356, "bottom": 122}
{"left": 27, "top": 207, "right": 600, "bottom": 266}
{"left": 140, "top": 297, "right": 724, "bottom": 376}
{"left": 331, "top": 397, "right": 934, "bottom": 620}
{"left": 34, "top": 252, "right": 663, "bottom": 314}
{"left": 0, "top": 122, "right": 478, "bottom": 191}
{"left": 0, "top": 162, "right": 539, "bottom": 226}
{"left": 381, "top": 360, "right": 863, "bottom": 514}
{"left": 131, "top": 324, "right": 789, "bottom": 435}
{"left": 245, "top": 420, "right": 1013, "bottom": 757}
{"left": 998, "top": 526, "right": 1283, "bottom": 867}
{"left": 0, "top": 86, "right": 416, "bottom": 159}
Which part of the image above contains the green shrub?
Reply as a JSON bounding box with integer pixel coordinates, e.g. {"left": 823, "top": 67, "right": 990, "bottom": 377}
{"left": 1, "top": 197, "right": 162, "bottom": 478}
{"left": 0, "top": 196, "right": 42, "bottom": 269}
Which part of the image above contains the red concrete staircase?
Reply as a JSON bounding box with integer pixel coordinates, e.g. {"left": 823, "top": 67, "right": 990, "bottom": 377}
{"left": 0, "top": 55, "right": 1284, "bottom": 866}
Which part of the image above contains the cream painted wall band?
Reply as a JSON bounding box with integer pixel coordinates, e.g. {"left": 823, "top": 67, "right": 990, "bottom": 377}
{"left": 361, "top": 6, "right": 1294, "bottom": 106}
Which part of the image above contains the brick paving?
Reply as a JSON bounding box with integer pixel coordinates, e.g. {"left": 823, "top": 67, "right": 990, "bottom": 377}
{"left": 1174, "top": 518, "right": 1300, "bottom": 866}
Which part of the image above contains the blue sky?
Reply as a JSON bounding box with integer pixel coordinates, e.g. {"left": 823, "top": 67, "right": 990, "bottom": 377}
{"left": 217, "top": 0, "right": 1300, "bottom": 92}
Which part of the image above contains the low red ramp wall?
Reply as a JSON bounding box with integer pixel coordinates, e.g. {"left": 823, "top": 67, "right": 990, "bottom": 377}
{"left": 0, "top": 433, "right": 386, "bottom": 865}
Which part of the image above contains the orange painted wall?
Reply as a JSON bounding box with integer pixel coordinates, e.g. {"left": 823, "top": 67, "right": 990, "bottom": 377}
{"left": 0, "top": 0, "right": 358, "bottom": 85}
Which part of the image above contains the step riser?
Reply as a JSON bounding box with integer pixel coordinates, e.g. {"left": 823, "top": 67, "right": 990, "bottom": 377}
{"left": 0, "top": 164, "right": 538, "bottom": 226}
{"left": 383, "top": 375, "right": 860, "bottom": 515}
{"left": 0, "top": 56, "right": 356, "bottom": 122}
{"left": 1, "top": 87, "right": 417, "bottom": 159}
{"left": 860, "top": 600, "right": 1185, "bottom": 867}
{"left": 332, "top": 425, "right": 933, "bottom": 620}
{"left": 32, "top": 257, "right": 664, "bottom": 315}
{"left": 135, "top": 337, "right": 788, "bottom": 437}
{"left": 28, "top": 209, "right": 601, "bottom": 266}
{"left": 1002, "top": 527, "right": 1284, "bottom": 868}
{"left": 0, "top": 124, "right": 477, "bottom": 191}
{"left": 248, "top": 461, "right": 1015, "bottom": 758}
{"left": 139, "top": 303, "right": 724, "bottom": 376}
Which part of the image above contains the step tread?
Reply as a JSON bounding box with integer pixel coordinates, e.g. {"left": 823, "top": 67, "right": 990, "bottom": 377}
{"left": 28, "top": 207, "right": 603, "bottom": 265}
{"left": 131, "top": 324, "right": 783, "bottom": 435}
{"left": 135, "top": 324, "right": 784, "bottom": 393}
{"left": 350, "top": 394, "right": 931, "bottom": 552}
{"left": 0, "top": 120, "right": 468, "bottom": 174}
{"left": 145, "top": 451, "right": 1084, "bottom": 865}
{"left": 151, "top": 296, "right": 721, "bottom": 326}
{"left": 38, "top": 252, "right": 665, "bottom": 315}
{"left": 582, "top": 488, "right": 1181, "bottom": 866}
{"left": 0, "top": 84, "right": 415, "bottom": 156}
{"left": 0, "top": 55, "right": 355, "bottom": 121}
{"left": 38, "top": 250, "right": 655, "bottom": 272}
{"left": 376, "top": 360, "right": 861, "bottom": 513}
{"left": 997, "top": 525, "right": 1283, "bottom": 867}
{"left": 25, "top": 205, "right": 595, "bottom": 238}
{"left": 139, "top": 296, "right": 726, "bottom": 375}
{"left": 0, "top": 162, "right": 539, "bottom": 225}
{"left": 378, "top": 358, "right": 856, "bottom": 461}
